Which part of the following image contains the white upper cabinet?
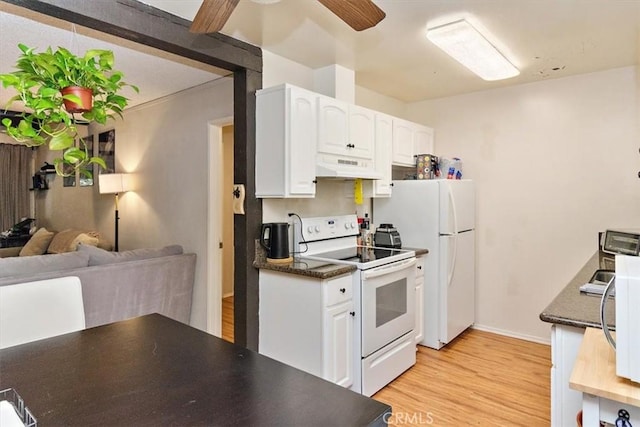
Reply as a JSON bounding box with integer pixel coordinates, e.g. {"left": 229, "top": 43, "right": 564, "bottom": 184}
{"left": 318, "top": 96, "right": 374, "bottom": 160}
{"left": 256, "top": 84, "right": 317, "bottom": 198}
{"left": 255, "top": 83, "right": 435, "bottom": 198}
{"left": 392, "top": 118, "right": 434, "bottom": 167}
{"left": 368, "top": 113, "right": 393, "bottom": 197}
{"left": 414, "top": 126, "right": 434, "bottom": 156}
{"left": 392, "top": 118, "right": 416, "bottom": 166}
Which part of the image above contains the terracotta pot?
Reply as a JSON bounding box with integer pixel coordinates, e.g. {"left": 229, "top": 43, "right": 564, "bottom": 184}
{"left": 61, "top": 86, "right": 93, "bottom": 113}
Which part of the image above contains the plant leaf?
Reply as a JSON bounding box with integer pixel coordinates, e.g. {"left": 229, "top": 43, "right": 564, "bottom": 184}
{"left": 49, "top": 131, "right": 75, "bottom": 151}
{"left": 89, "top": 156, "right": 107, "bottom": 170}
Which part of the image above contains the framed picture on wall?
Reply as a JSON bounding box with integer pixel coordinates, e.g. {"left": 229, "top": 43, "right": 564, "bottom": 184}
{"left": 98, "top": 129, "right": 115, "bottom": 174}
{"left": 79, "top": 134, "right": 95, "bottom": 187}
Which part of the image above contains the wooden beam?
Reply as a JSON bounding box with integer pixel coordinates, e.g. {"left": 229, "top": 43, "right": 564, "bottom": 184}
{"left": 233, "top": 67, "right": 262, "bottom": 350}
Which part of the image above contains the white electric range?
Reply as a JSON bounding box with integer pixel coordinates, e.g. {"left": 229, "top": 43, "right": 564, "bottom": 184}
{"left": 295, "top": 214, "right": 417, "bottom": 396}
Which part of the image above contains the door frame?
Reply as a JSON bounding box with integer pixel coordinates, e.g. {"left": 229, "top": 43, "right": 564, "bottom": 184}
{"left": 207, "top": 117, "right": 233, "bottom": 336}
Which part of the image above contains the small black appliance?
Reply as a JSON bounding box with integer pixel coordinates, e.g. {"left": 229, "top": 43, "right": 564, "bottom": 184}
{"left": 374, "top": 223, "right": 402, "bottom": 249}
{"left": 260, "top": 222, "right": 292, "bottom": 263}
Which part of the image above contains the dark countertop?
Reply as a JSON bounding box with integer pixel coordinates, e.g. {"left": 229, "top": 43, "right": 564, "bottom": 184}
{"left": 253, "top": 240, "right": 356, "bottom": 279}
{"left": 539, "top": 252, "right": 615, "bottom": 329}
{"left": 405, "top": 247, "right": 429, "bottom": 257}
{"left": 253, "top": 242, "right": 427, "bottom": 279}
{"left": 254, "top": 256, "right": 357, "bottom": 279}
{"left": 0, "top": 314, "right": 391, "bottom": 426}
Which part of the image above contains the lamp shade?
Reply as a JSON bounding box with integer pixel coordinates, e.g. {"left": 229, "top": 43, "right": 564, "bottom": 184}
{"left": 99, "top": 173, "right": 131, "bottom": 194}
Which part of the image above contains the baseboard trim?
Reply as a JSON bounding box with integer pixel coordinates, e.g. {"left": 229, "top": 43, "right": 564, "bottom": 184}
{"left": 472, "top": 323, "right": 551, "bottom": 346}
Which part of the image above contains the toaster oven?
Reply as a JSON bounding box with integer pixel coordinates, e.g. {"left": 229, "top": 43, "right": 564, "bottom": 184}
{"left": 599, "top": 229, "right": 640, "bottom": 270}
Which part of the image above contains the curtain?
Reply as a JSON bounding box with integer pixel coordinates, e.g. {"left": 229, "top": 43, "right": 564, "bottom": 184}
{"left": 0, "top": 143, "right": 32, "bottom": 231}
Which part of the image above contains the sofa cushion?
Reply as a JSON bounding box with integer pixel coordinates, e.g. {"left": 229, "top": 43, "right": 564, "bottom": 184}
{"left": 47, "top": 229, "right": 98, "bottom": 254}
{"left": 0, "top": 252, "right": 90, "bottom": 278}
{"left": 19, "top": 227, "right": 55, "bottom": 256}
{"left": 78, "top": 244, "right": 184, "bottom": 266}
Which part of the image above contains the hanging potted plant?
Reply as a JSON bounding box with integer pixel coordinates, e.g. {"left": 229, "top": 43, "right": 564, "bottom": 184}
{"left": 0, "top": 44, "right": 138, "bottom": 175}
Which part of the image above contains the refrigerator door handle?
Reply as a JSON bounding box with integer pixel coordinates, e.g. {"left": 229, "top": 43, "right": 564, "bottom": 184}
{"left": 449, "top": 184, "right": 459, "bottom": 234}
{"left": 448, "top": 233, "right": 458, "bottom": 287}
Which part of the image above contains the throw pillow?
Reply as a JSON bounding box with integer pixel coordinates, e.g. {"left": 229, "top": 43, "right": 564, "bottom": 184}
{"left": 19, "top": 227, "right": 55, "bottom": 256}
{"left": 0, "top": 252, "right": 90, "bottom": 278}
{"left": 71, "top": 233, "right": 99, "bottom": 249}
{"left": 77, "top": 244, "right": 184, "bottom": 266}
{"left": 47, "top": 230, "right": 96, "bottom": 254}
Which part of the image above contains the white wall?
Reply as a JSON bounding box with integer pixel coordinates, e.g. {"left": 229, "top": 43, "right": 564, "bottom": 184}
{"left": 355, "top": 86, "right": 407, "bottom": 119}
{"left": 112, "top": 77, "right": 233, "bottom": 330}
{"left": 407, "top": 66, "right": 639, "bottom": 342}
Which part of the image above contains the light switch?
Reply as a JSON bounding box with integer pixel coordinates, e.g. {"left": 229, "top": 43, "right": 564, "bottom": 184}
{"left": 232, "top": 184, "right": 245, "bottom": 215}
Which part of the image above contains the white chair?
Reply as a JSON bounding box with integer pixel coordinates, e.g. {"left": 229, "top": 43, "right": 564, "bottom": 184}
{"left": 0, "top": 276, "right": 86, "bottom": 349}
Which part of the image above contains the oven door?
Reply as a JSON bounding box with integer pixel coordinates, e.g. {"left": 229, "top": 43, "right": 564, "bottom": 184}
{"left": 360, "top": 257, "right": 416, "bottom": 357}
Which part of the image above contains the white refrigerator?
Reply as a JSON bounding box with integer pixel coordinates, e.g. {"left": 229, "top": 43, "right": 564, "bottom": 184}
{"left": 374, "top": 179, "right": 475, "bottom": 349}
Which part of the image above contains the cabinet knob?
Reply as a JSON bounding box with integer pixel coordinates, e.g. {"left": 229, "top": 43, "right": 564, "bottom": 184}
{"left": 346, "top": 143, "right": 355, "bottom": 149}
{"left": 350, "top": 311, "right": 355, "bottom": 317}
{"left": 339, "top": 288, "right": 346, "bottom": 293}
{"left": 417, "top": 265, "right": 422, "bottom": 270}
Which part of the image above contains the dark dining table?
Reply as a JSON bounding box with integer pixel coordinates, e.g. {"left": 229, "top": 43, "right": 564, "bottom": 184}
{"left": 0, "top": 313, "right": 390, "bottom": 426}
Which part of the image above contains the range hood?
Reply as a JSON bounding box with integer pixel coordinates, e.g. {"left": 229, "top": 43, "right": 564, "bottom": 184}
{"left": 316, "top": 154, "right": 382, "bottom": 180}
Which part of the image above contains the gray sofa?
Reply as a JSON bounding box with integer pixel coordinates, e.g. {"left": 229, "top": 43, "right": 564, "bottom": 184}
{"left": 0, "top": 246, "right": 196, "bottom": 328}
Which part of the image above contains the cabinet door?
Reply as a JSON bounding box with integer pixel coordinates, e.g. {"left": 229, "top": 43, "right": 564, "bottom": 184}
{"left": 323, "top": 300, "right": 354, "bottom": 388}
{"left": 371, "top": 113, "right": 392, "bottom": 197}
{"left": 392, "top": 118, "right": 416, "bottom": 166}
{"left": 317, "top": 96, "right": 349, "bottom": 156}
{"left": 551, "top": 324, "right": 585, "bottom": 427}
{"left": 414, "top": 126, "right": 434, "bottom": 155}
{"left": 289, "top": 88, "right": 317, "bottom": 196}
{"left": 348, "top": 105, "right": 374, "bottom": 160}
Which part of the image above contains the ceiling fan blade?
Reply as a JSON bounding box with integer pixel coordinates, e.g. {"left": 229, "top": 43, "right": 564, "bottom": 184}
{"left": 190, "top": 0, "right": 240, "bottom": 33}
{"left": 317, "top": 0, "right": 386, "bottom": 31}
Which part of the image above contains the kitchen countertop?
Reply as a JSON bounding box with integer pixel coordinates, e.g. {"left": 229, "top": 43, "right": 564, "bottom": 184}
{"left": 253, "top": 243, "right": 427, "bottom": 279}
{"left": 405, "top": 247, "right": 429, "bottom": 257}
{"left": 253, "top": 242, "right": 356, "bottom": 279}
{"left": 539, "top": 252, "right": 615, "bottom": 329}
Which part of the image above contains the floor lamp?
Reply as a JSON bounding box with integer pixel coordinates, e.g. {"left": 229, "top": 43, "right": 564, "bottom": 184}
{"left": 99, "top": 174, "right": 130, "bottom": 252}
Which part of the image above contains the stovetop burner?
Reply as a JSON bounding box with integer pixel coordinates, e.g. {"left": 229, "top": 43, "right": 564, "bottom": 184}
{"left": 303, "top": 245, "right": 415, "bottom": 269}
{"left": 316, "top": 246, "right": 409, "bottom": 263}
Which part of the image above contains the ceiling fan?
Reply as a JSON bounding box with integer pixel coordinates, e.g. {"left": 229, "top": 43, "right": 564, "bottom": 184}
{"left": 190, "top": 0, "right": 386, "bottom": 33}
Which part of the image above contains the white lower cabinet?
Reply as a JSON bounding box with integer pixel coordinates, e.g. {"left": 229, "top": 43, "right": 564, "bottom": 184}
{"left": 414, "top": 255, "right": 425, "bottom": 345}
{"left": 259, "top": 270, "right": 354, "bottom": 389}
{"left": 323, "top": 300, "right": 354, "bottom": 387}
{"left": 550, "top": 324, "right": 585, "bottom": 427}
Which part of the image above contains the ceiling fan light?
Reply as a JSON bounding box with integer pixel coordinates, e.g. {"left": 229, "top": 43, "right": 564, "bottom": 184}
{"left": 426, "top": 19, "right": 519, "bottom": 81}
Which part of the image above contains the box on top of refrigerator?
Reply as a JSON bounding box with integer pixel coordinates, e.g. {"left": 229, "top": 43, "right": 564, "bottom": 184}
{"left": 415, "top": 154, "right": 439, "bottom": 180}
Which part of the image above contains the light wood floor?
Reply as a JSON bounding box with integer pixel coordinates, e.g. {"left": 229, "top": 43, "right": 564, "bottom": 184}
{"left": 221, "top": 297, "right": 551, "bottom": 425}
{"left": 373, "top": 330, "right": 551, "bottom": 426}
{"left": 222, "top": 296, "right": 234, "bottom": 343}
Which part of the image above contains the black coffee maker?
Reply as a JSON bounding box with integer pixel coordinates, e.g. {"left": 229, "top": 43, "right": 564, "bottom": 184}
{"left": 260, "top": 222, "right": 292, "bottom": 263}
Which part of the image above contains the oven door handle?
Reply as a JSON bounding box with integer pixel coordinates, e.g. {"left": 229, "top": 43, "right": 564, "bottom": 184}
{"left": 362, "top": 258, "right": 416, "bottom": 279}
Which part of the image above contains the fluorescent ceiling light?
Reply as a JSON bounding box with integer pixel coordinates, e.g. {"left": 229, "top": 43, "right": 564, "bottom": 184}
{"left": 427, "top": 19, "right": 519, "bottom": 81}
